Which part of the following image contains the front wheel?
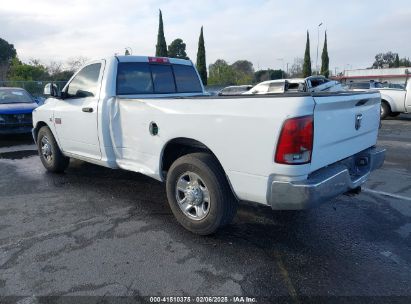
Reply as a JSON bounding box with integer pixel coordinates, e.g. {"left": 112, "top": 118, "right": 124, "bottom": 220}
{"left": 166, "top": 152, "right": 238, "bottom": 235}
{"left": 37, "top": 126, "right": 69, "bottom": 172}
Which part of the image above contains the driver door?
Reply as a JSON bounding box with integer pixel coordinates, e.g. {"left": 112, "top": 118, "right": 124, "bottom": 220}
{"left": 53, "top": 61, "right": 105, "bottom": 159}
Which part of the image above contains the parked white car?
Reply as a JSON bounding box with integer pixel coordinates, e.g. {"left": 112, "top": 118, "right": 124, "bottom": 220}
{"left": 243, "top": 76, "right": 343, "bottom": 95}
{"left": 218, "top": 85, "right": 253, "bottom": 96}
{"left": 346, "top": 80, "right": 411, "bottom": 118}
{"left": 32, "top": 56, "right": 385, "bottom": 235}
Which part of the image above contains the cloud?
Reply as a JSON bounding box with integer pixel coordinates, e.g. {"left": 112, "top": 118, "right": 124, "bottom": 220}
{"left": 1, "top": 0, "right": 410, "bottom": 71}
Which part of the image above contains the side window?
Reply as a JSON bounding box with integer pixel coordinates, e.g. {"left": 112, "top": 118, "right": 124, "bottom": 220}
{"left": 66, "top": 63, "right": 101, "bottom": 98}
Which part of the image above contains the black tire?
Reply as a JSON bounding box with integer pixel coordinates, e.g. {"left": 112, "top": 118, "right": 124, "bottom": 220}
{"left": 37, "top": 126, "right": 69, "bottom": 173}
{"left": 380, "top": 101, "right": 391, "bottom": 119}
{"left": 389, "top": 112, "right": 401, "bottom": 117}
{"left": 166, "top": 152, "right": 238, "bottom": 235}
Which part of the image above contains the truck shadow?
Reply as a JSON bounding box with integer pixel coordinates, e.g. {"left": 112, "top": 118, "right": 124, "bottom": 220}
{"left": 50, "top": 159, "right": 333, "bottom": 250}
{"left": 384, "top": 114, "right": 411, "bottom": 121}
{"left": 0, "top": 133, "right": 34, "bottom": 148}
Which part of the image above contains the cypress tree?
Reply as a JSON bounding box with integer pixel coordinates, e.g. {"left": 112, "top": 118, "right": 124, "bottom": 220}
{"left": 303, "top": 31, "right": 312, "bottom": 77}
{"left": 320, "top": 31, "right": 329, "bottom": 77}
{"left": 196, "top": 26, "right": 207, "bottom": 85}
{"left": 155, "top": 10, "right": 168, "bottom": 57}
{"left": 394, "top": 54, "right": 400, "bottom": 67}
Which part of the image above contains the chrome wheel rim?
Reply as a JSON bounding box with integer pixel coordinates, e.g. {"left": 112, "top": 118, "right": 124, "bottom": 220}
{"left": 41, "top": 136, "right": 53, "bottom": 162}
{"left": 175, "top": 171, "right": 210, "bottom": 221}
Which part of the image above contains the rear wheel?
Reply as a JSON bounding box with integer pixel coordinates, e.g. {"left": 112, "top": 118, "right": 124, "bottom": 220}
{"left": 380, "top": 101, "right": 391, "bottom": 119}
{"left": 166, "top": 152, "right": 237, "bottom": 235}
{"left": 37, "top": 126, "right": 69, "bottom": 172}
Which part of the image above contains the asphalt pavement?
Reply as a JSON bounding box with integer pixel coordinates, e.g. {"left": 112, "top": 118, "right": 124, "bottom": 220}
{"left": 0, "top": 115, "right": 410, "bottom": 304}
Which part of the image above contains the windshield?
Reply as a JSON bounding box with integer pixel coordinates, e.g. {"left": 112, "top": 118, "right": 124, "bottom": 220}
{"left": 0, "top": 88, "right": 33, "bottom": 104}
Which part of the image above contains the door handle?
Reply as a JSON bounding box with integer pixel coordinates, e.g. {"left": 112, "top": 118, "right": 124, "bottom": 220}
{"left": 82, "top": 107, "right": 94, "bottom": 113}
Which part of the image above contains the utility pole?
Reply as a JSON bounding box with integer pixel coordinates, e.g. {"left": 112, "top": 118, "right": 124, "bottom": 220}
{"left": 315, "top": 22, "right": 323, "bottom": 75}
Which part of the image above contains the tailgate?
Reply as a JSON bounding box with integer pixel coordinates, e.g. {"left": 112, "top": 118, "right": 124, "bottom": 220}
{"left": 311, "top": 91, "right": 381, "bottom": 171}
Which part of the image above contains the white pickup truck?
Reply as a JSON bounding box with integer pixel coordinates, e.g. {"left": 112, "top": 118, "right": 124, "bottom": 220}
{"left": 347, "top": 80, "right": 411, "bottom": 119}
{"left": 33, "top": 56, "right": 385, "bottom": 235}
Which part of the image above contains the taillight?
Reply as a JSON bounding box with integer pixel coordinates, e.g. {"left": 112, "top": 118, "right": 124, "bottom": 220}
{"left": 275, "top": 115, "right": 313, "bottom": 165}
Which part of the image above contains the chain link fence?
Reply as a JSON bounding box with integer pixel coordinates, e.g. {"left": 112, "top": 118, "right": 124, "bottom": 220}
{"left": 0, "top": 80, "right": 68, "bottom": 98}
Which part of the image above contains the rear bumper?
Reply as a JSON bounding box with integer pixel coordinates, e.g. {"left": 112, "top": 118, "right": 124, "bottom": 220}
{"left": 268, "top": 146, "right": 385, "bottom": 210}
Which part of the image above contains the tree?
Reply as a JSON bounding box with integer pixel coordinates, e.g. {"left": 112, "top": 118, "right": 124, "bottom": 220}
{"left": 0, "top": 37, "right": 17, "bottom": 81}
{"left": 155, "top": 10, "right": 168, "bottom": 57}
{"left": 372, "top": 52, "right": 398, "bottom": 68}
{"left": 231, "top": 60, "right": 254, "bottom": 75}
{"left": 254, "top": 69, "right": 284, "bottom": 83}
{"left": 196, "top": 26, "right": 207, "bottom": 85}
{"left": 47, "top": 61, "right": 74, "bottom": 81}
{"left": 394, "top": 54, "right": 400, "bottom": 68}
{"left": 208, "top": 59, "right": 255, "bottom": 85}
{"left": 289, "top": 57, "right": 304, "bottom": 78}
{"left": 208, "top": 59, "right": 235, "bottom": 85}
{"left": 303, "top": 31, "right": 312, "bottom": 77}
{"left": 399, "top": 57, "right": 411, "bottom": 67}
{"left": 47, "top": 61, "right": 63, "bottom": 76}
{"left": 168, "top": 39, "right": 189, "bottom": 59}
{"left": 0, "top": 38, "right": 16, "bottom": 64}
{"left": 66, "top": 56, "right": 89, "bottom": 72}
{"left": 7, "top": 57, "right": 49, "bottom": 81}
{"left": 231, "top": 60, "right": 254, "bottom": 84}
{"left": 320, "top": 31, "right": 329, "bottom": 77}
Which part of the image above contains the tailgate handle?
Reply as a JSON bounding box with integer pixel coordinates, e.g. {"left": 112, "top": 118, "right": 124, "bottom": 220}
{"left": 82, "top": 107, "right": 94, "bottom": 113}
{"left": 355, "top": 99, "right": 369, "bottom": 107}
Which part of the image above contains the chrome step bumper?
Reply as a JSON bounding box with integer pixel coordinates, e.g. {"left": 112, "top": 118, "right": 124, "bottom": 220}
{"left": 268, "top": 146, "right": 386, "bottom": 210}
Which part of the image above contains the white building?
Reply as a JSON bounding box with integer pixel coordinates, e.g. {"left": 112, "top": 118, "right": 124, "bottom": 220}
{"left": 333, "top": 67, "right": 410, "bottom": 85}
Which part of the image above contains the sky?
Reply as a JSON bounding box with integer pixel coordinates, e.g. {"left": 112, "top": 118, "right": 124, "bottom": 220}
{"left": 1, "top": 0, "right": 410, "bottom": 73}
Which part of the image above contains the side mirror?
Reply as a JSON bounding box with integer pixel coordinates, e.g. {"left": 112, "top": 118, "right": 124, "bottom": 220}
{"left": 44, "top": 83, "right": 60, "bottom": 97}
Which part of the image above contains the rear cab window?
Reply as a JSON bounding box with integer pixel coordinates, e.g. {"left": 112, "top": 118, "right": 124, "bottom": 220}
{"left": 116, "top": 61, "right": 203, "bottom": 95}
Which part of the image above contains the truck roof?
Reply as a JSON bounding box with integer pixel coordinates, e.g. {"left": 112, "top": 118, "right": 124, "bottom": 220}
{"left": 115, "top": 55, "right": 194, "bottom": 66}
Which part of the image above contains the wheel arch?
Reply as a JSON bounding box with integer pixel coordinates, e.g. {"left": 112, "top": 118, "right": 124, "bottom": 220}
{"left": 160, "top": 137, "right": 237, "bottom": 197}
{"left": 160, "top": 137, "right": 220, "bottom": 177}
{"left": 32, "top": 121, "right": 50, "bottom": 143}
{"left": 379, "top": 93, "right": 396, "bottom": 112}
{"left": 381, "top": 99, "right": 391, "bottom": 108}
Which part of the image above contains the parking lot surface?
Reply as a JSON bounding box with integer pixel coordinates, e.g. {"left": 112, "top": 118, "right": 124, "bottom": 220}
{"left": 0, "top": 116, "right": 410, "bottom": 303}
